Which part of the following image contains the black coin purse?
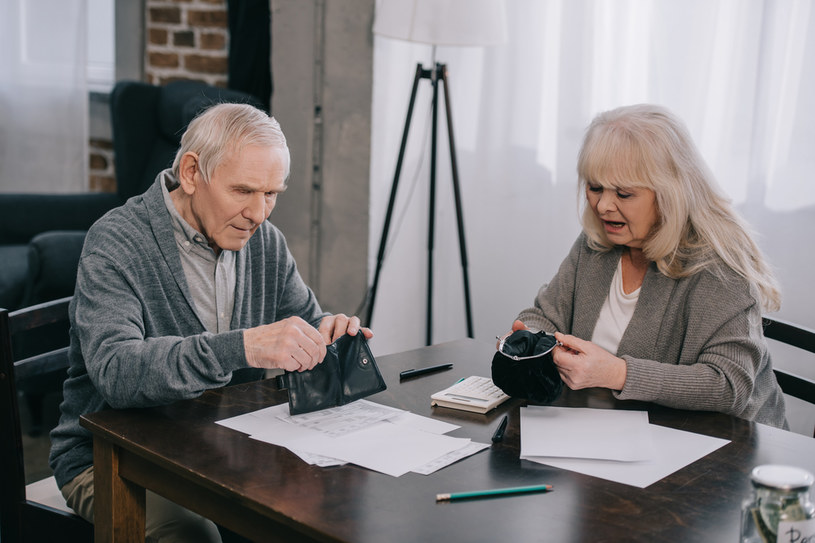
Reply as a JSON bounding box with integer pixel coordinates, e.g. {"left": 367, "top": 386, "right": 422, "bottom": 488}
{"left": 491, "top": 329, "right": 563, "bottom": 404}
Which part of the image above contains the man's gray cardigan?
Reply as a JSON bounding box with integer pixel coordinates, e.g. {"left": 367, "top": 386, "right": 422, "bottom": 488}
{"left": 518, "top": 234, "right": 787, "bottom": 428}
{"left": 50, "top": 175, "right": 326, "bottom": 488}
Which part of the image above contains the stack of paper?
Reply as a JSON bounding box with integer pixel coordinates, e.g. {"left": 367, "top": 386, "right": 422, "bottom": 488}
{"left": 520, "top": 406, "right": 730, "bottom": 488}
{"left": 216, "top": 400, "right": 489, "bottom": 477}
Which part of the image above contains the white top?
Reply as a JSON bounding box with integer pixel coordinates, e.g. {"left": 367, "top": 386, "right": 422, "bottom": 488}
{"left": 590, "top": 257, "right": 640, "bottom": 355}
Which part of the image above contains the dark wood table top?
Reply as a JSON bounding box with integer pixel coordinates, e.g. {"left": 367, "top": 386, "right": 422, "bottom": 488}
{"left": 81, "top": 338, "right": 815, "bottom": 543}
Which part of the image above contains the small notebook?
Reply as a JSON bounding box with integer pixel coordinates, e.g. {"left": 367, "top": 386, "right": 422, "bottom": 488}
{"left": 431, "top": 375, "right": 510, "bottom": 414}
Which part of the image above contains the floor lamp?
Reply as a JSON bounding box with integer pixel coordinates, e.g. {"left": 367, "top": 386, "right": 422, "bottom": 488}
{"left": 368, "top": 0, "right": 507, "bottom": 345}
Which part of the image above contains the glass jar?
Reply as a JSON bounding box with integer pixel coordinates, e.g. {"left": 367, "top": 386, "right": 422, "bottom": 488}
{"left": 741, "top": 464, "right": 815, "bottom": 543}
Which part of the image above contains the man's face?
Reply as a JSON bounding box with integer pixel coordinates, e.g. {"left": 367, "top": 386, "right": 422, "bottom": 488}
{"left": 186, "top": 145, "right": 288, "bottom": 253}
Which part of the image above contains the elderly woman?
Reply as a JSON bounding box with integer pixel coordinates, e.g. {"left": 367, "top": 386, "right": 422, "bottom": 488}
{"left": 507, "top": 104, "right": 787, "bottom": 428}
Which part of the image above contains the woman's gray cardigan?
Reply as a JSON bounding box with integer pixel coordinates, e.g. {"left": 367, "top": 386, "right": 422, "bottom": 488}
{"left": 518, "top": 234, "right": 787, "bottom": 428}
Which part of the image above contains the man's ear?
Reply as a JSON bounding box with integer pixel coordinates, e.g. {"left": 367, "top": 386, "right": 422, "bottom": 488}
{"left": 177, "top": 152, "right": 200, "bottom": 195}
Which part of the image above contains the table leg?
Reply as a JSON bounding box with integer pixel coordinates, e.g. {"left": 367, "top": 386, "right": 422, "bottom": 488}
{"left": 93, "top": 437, "right": 146, "bottom": 543}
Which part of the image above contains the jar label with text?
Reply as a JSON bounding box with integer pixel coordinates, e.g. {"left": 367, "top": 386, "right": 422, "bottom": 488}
{"left": 777, "top": 518, "right": 815, "bottom": 543}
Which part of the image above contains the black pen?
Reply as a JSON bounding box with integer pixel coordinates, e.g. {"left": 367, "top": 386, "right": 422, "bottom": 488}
{"left": 399, "top": 363, "right": 453, "bottom": 380}
{"left": 492, "top": 415, "right": 508, "bottom": 443}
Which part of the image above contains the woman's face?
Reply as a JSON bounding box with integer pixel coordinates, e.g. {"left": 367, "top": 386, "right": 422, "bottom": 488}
{"left": 585, "top": 182, "right": 659, "bottom": 249}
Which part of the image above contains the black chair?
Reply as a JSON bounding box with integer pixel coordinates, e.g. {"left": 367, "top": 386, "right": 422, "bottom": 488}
{"left": 763, "top": 316, "right": 815, "bottom": 437}
{"left": 110, "top": 79, "right": 266, "bottom": 204}
{"left": 0, "top": 80, "right": 265, "bottom": 313}
{"left": 0, "top": 297, "right": 94, "bottom": 542}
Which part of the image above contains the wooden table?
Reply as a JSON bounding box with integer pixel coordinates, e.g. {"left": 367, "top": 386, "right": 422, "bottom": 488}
{"left": 80, "top": 338, "right": 815, "bottom": 542}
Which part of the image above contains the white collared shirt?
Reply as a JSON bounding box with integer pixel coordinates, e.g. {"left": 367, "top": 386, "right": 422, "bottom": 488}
{"left": 160, "top": 171, "right": 236, "bottom": 333}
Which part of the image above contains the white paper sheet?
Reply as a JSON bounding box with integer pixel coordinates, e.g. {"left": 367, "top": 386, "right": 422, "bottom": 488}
{"left": 411, "top": 441, "right": 490, "bottom": 475}
{"left": 288, "top": 449, "right": 348, "bottom": 467}
{"left": 217, "top": 400, "right": 474, "bottom": 477}
{"left": 216, "top": 403, "right": 286, "bottom": 435}
{"left": 254, "top": 421, "right": 470, "bottom": 477}
{"left": 520, "top": 406, "right": 655, "bottom": 461}
{"left": 387, "top": 411, "right": 461, "bottom": 435}
{"left": 280, "top": 400, "right": 406, "bottom": 437}
{"left": 521, "top": 412, "right": 730, "bottom": 488}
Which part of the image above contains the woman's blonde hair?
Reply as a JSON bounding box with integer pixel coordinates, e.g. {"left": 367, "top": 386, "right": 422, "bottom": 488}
{"left": 577, "top": 104, "right": 780, "bottom": 312}
{"left": 172, "top": 102, "right": 290, "bottom": 183}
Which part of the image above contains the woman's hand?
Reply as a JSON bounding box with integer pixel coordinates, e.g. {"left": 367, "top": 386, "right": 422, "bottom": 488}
{"left": 552, "top": 332, "right": 627, "bottom": 391}
{"left": 496, "top": 319, "right": 529, "bottom": 348}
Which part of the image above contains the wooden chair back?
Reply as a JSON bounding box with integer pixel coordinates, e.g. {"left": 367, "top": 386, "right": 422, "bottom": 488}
{"left": 0, "top": 297, "right": 93, "bottom": 541}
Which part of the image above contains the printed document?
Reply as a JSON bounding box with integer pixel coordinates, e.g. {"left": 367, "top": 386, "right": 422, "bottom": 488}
{"left": 217, "top": 400, "right": 488, "bottom": 477}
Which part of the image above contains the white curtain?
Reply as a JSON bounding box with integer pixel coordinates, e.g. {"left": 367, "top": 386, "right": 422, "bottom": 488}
{"left": 368, "top": 0, "right": 815, "bottom": 356}
{"left": 0, "top": 0, "right": 88, "bottom": 193}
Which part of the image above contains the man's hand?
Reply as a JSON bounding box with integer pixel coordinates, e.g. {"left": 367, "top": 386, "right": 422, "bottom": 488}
{"left": 552, "top": 332, "right": 627, "bottom": 391}
{"left": 244, "top": 316, "right": 328, "bottom": 372}
{"left": 318, "top": 313, "right": 373, "bottom": 344}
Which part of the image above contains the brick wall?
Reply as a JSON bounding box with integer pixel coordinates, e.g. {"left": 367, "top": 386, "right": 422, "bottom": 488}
{"left": 145, "top": 0, "right": 229, "bottom": 86}
{"left": 88, "top": 0, "right": 230, "bottom": 192}
{"left": 89, "top": 138, "right": 116, "bottom": 192}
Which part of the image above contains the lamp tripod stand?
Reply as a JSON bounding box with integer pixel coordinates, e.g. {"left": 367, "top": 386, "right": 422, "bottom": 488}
{"left": 366, "top": 62, "right": 474, "bottom": 346}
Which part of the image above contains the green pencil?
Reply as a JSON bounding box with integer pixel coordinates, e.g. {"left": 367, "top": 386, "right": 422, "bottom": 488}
{"left": 436, "top": 484, "right": 553, "bottom": 502}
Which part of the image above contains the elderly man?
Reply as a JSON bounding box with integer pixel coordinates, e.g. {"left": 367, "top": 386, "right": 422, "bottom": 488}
{"left": 50, "top": 103, "right": 371, "bottom": 541}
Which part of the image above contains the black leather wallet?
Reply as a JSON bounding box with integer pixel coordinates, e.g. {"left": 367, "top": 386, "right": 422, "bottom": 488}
{"left": 276, "top": 333, "right": 386, "bottom": 415}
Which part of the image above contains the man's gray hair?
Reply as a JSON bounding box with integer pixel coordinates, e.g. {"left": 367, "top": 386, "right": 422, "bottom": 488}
{"left": 172, "top": 102, "right": 290, "bottom": 183}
